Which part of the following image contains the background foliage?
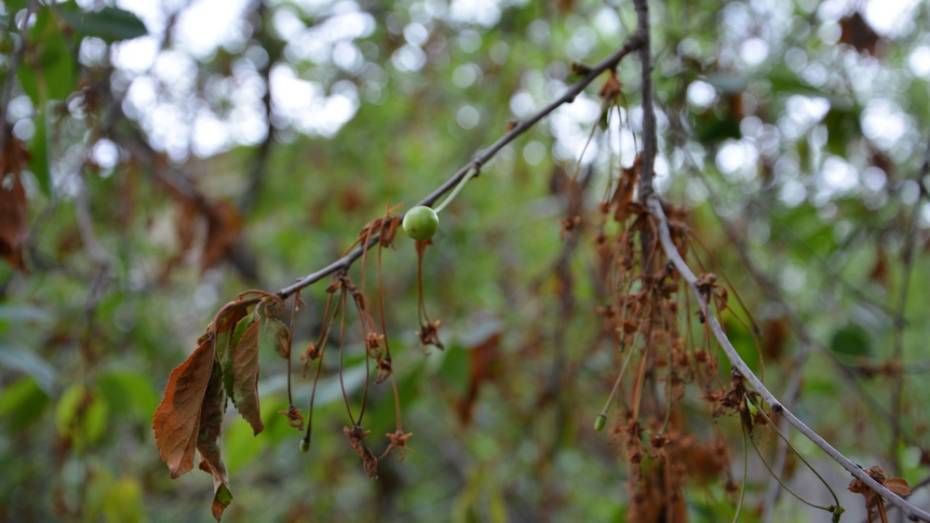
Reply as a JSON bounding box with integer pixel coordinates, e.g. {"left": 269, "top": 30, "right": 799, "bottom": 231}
{"left": 1, "top": 0, "right": 929, "bottom": 521}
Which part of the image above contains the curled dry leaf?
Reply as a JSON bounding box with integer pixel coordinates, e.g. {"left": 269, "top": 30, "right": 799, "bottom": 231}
{"left": 197, "top": 362, "right": 232, "bottom": 521}
{"left": 417, "top": 320, "right": 444, "bottom": 350}
{"left": 849, "top": 465, "right": 911, "bottom": 523}
{"left": 152, "top": 333, "right": 217, "bottom": 478}
{"left": 279, "top": 405, "right": 304, "bottom": 430}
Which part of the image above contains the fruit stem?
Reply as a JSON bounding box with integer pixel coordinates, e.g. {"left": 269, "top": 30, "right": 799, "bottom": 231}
{"left": 434, "top": 165, "right": 478, "bottom": 214}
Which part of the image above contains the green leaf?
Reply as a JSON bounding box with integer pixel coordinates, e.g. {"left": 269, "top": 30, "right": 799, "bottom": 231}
{"left": 97, "top": 370, "right": 158, "bottom": 419}
{"left": 823, "top": 105, "right": 861, "bottom": 156}
{"left": 55, "top": 384, "right": 85, "bottom": 437}
{"left": 225, "top": 314, "right": 263, "bottom": 434}
{"left": 766, "top": 65, "right": 823, "bottom": 96}
{"left": 4, "top": 1, "right": 28, "bottom": 13}
{"left": 692, "top": 109, "right": 740, "bottom": 144}
{"left": 222, "top": 314, "right": 254, "bottom": 401}
{"left": 0, "top": 376, "right": 49, "bottom": 430}
{"left": 56, "top": 3, "right": 147, "bottom": 43}
{"left": 102, "top": 478, "right": 144, "bottom": 523}
{"left": 211, "top": 482, "right": 233, "bottom": 521}
{"left": 55, "top": 384, "right": 109, "bottom": 449}
{"left": 830, "top": 323, "right": 872, "bottom": 358}
{"left": 17, "top": 7, "right": 77, "bottom": 104}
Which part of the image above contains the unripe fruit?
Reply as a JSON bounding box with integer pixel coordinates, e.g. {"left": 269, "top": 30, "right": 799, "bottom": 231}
{"left": 594, "top": 414, "right": 607, "bottom": 432}
{"left": 403, "top": 205, "right": 439, "bottom": 240}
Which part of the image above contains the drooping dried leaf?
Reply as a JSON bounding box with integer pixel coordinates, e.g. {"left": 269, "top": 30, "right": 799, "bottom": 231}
{"left": 0, "top": 173, "right": 28, "bottom": 271}
{"left": 201, "top": 200, "right": 242, "bottom": 272}
{"left": 226, "top": 315, "right": 263, "bottom": 435}
{"left": 152, "top": 333, "right": 216, "bottom": 478}
{"left": 197, "top": 361, "right": 231, "bottom": 521}
{"left": 883, "top": 476, "right": 911, "bottom": 496}
{"left": 197, "top": 361, "right": 226, "bottom": 479}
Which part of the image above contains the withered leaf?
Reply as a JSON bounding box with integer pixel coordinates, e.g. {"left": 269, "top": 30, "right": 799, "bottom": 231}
{"left": 197, "top": 361, "right": 231, "bottom": 521}
{"left": 884, "top": 477, "right": 911, "bottom": 496}
{"left": 152, "top": 333, "right": 216, "bottom": 478}
{"left": 225, "top": 314, "right": 263, "bottom": 435}
{"left": 0, "top": 173, "right": 28, "bottom": 271}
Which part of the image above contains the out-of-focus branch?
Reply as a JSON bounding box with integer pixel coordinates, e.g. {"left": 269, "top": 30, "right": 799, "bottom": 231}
{"left": 121, "top": 129, "right": 261, "bottom": 284}
{"left": 647, "top": 196, "right": 930, "bottom": 523}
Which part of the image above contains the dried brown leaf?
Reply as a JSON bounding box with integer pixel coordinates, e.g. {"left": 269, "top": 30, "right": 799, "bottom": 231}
{"left": 152, "top": 333, "right": 216, "bottom": 478}
{"left": 197, "top": 362, "right": 231, "bottom": 521}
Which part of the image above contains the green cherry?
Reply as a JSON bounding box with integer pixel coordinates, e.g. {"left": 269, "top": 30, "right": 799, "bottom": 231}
{"left": 403, "top": 205, "right": 439, "bottom": 240}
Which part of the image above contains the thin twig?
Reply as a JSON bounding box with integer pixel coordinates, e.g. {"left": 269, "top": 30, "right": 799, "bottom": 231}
{"left": 647, "top": 196, "right": 930, "bottom": 523}
{"left": 272, "top": 36, "right": 645, "bottom": 300}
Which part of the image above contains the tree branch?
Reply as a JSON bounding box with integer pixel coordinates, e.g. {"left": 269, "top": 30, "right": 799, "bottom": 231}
{"left": 646, "top": 196, "right": 930, "bottom": 523}
{"left": 633, "top": 0, "right": 656, "bottom": 200}
{"left": 272, "top": 36, "right": 645, "bottom": 300}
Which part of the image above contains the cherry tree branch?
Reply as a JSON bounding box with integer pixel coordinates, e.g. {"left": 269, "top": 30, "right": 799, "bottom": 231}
{"left": 272, "top": 35, "right": 645, "bottom": 299}
{"left": 647, "top": 196, "right": 930, "bottom": 523}
{"left": 633, "top": 0, "right": 656, "bottom": 200}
